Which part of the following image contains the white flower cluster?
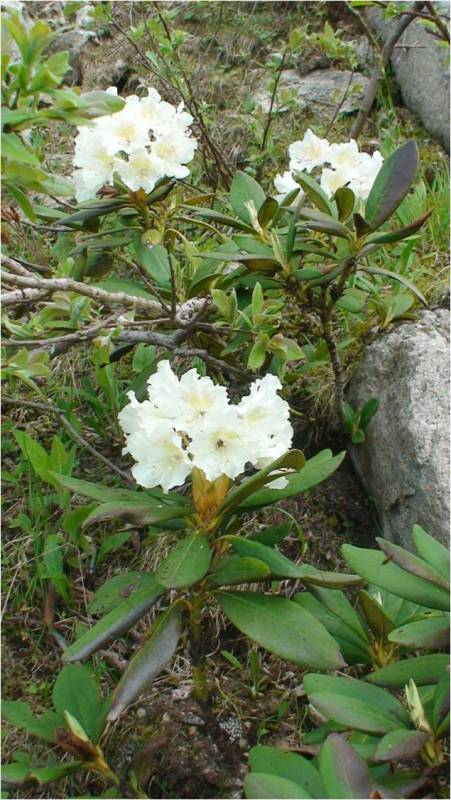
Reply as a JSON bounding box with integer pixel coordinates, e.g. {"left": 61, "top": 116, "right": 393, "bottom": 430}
{"left": 73, "top": 88, "right": 197, "bottom": 202}
{"left": 118, "top": 361, "right": 293, "bottom": 493}
{"left": 275, "top": 128, "right": 383, "bottom": 203}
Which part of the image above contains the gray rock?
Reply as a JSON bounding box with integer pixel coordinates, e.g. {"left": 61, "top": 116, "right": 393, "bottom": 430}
{"left": 364, "top": 4, "right": 450, "bottom": 151}
{"left": 254, "top": 68, "right": 370, "bottom": 115}
{"left": 348, "top": 309, "right": 450, "bottom": 548}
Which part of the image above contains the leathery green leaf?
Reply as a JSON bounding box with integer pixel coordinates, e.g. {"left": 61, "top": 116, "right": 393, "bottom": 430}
{"left": 108, "top": 601, "right": 183, "bottom": 721}
{"left": 365, "top": 140, "right": 418, "bottom": 229}
{"left": 217, "top": 591, "right": 345, "bottom": 670}
{"left": 156, "top": 534, "right": 211, "bottom": 589}
{"left": 374, "top": 729, "right": 429, "bottom": 763}
{"left": 245, "top": 773, "right": 312, "bottom": 799}
{"left": 319, "top": 734, "right": 373, "bottom": 799}
{"left": 367, "top": 654, "right": 449, "bottom": 688}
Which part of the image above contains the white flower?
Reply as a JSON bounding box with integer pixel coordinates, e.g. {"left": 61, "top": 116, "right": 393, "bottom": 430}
{"left": 238, "top": 374, "right": 293, "bottom": 465}
{"left": 98, "top": 96, "right": 151, "bottom": 155}
{"left": 351, "top": 150, "right": 383, "bottom": 200}
{"left": 73, "top": 170, "right": 106, "bottom": 203}
{"left": 151, "top": 134, "right": 197, "bottom": 179}
{"left": 289, "top": 129, "right": 330, "bottom": 173}
{"left": 118, "top": 390, "right": 156, "bottom": 437}
{"left": 274, "top": 170, "right": 301, "bottom": 195}
{"left": 327, "top": 139, "right": 362, "bottom": 171}
{"left": 127, "top": 424, "right": 192, "bottom": 493}
{"left": 178, "top": 369, "right": 229, "bottom": 433}
{"left": 188, "top": 407, "right": 248, "bottom": 481}
{"left": 116, "top": 147, "right": 161, "bottom": 193}
{"left": 146, "top": 360, "right": 185, "bottom": 422}
{"left": 320, "top": 167, "right": 351, "bottom": 198}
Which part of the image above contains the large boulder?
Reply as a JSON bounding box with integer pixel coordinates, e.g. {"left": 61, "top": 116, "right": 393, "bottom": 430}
{"left": 254, "top": 68, "right": 370, "bottom": 115}
{"left": 348, "top": 309, "right": 450, "bottom": 547}
{"left": 365, "top": 3, "right": 450, "bottom": 152}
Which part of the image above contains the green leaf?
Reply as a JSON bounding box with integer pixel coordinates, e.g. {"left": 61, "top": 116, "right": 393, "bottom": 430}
{"left": 294, "top": 594, "right": 370, "bottom": 666}
{"left": 365, "top": 140, "right": 419, "bottom": 229}
{"left": 1, "top": 761, "right": 79, "bottom": 789}
{"left": 229, "top": 171, "right": 265, "bottom": 223}
{"left": 248, "top": 339, "right": 267, "bottom": 369}
{"left": 336, "top": 287, "right": 368, "bottom": 313}
{"left": 298, "top": 207, "right": 351, "bottom": 239}
{"left": 238, "top": 450, "right": 345, "bottom": 510}
{"left": 88, "top": 572, "right": 156, "bottom": 615}
{"left": 376, "top": 537, "right": 450, "bottom": 590}
{"left": 307, "top": 585, "right": 368, "bottom": 640}
{"left": 358, "top": 589, "right": 395, "bottom": 639}
{"left": 156, "top": 534, "right": 211, "bottom": 589}
{"left": 13, "top": 429, "right": 52, "bottom": 483}
{"left": 248, "top": 745, "right": 323, "bottom": 798}
{"left": 430, "top": 672, "right": 450, "bottom": 733}
{"left": 186, "top": 206, "right": 254, "bottom": 232}
{"left": 334, "top": 187, "right": 355, "bottom": 222}
{"left": 304, "top": 674, "right": 410, "bottom": 733}
{"left": 1, "top": 133, "right": 40, "bottom": 166}
{"left": 50, "top": 473, "right": 177, "bottom": 505}
{"left": 250, "top": 522, "right": 293, "bottom": 546}
{"left": 41, "top": 534, "right": 69, "bottom": 602}
{"left": 258, "top": 196, "right": 279, "bottom": 228}
{"left": 342, "top": 544, "right": 450, "bottom": 611}
{"left": 58, "top": 199, "right": 127, "bottom": 226}
{"left": 388, "top": 614, "right": 450, "bottom": 649}
{"left": 208, "top": 556, "right": 271, "bottom": 587}
{"left": 367, "top": 654, "right": 449, "bottom": 688}
{"left": 363, "top": 265, "right": 427, "bottom": 305}
{"left": 245, "top": 774, "right": 312, "bottom": 799}
{"left": 373, "top": 729, "right": 428, "bottom": 763}
{"left": 319, "top": 734, "right": 373, "bottom": 799}
{"left": 217, "top": 592, "right": 345, "bottom": 670}
{"left": 92, "top": 277, "right": 154, "bottom": 299}
{"left": 82, "top": 501, "right": 188, "bottom": 529}
{"left": 1, "top": 701, "right": 60, "bottom": 743}
{"left": 364, "top": 210, "right": 432, "bottom": 244}
{"left": 295, "top": 172, "right": 334, "bottom": 215}
{"left": 222, "top": 450, "right": 305, "bottom": 515}
{"left": 97, "top": 531, "right": 131, "bottom": 564}
{"left": 108, "top": 601, "right": 183, "bottom": 721}
{"left": 133, "top": 237, "right": 171, "bottom": 288}
{"left": 412, "top": 525, "right": 450, "bottom": 581}
{"left": 4, "top": 183, "right": 37, "bottom": 222}
{"left": 52, "top": 664, "right": 104, "bottom": 742}
{"left": 228, "top": 537, "right": 303, "bottom": 579}
{"left": 63, "top": 580, "right": 164, "bottom": 662}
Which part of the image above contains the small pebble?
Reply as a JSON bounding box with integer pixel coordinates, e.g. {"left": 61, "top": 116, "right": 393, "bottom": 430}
{"left": 136, "top": 707, "right": 147, "bottom": 719}
{"left": 172, "top": 685, "right": 191, "bottom": 701}
{"left": 181, "top": 712, "right": 205, "bottom": 726}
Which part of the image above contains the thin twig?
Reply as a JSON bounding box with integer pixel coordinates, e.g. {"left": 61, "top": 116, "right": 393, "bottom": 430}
{"left": 424, "top": 1, "right": 450, "bottom": 42}
{"left": 2, "top": 395, "right": 133, "bottom": 484}
{"left": 350, "top": 1, "right": 425, "bottom": 140}
{"left": 259, "top": 49, "right": 287, "bottom": 155}
{"left": 344, "top": 1, "right": 382, "bottom": 52}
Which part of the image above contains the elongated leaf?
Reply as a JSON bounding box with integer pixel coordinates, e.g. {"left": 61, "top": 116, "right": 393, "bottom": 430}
{"left": 88, "top": 572, "right": 157, "bottom": 615}
{"left": 367, "top": 654, "right": 449, "bottom": 689}
{"left": 207, "top": 556, "right": 271, "bottom": 587}
{"left": 248, "top": 745, "right": 323, "bottom": 799}
{"left": 5, "top": 183, "right": 37, "bottom": 221}
{"left": 388, "top": 614, "right": 450, "bottom": 649}
{"left": 51, "top": 472, "right": 186, "bottom": 506}
{"left": 295, "top": 568, "right": 363, "bottom": 589}
{"left": 156, "top": 534, "right": 211, "bottom": 589}
{"left": 342, "top": 545, "right": 450, "bottom": 611}
{"left": 364, "top": 210, "right": 432, "bottom": 244}
{"left": 52, "top": 665, "right": 104, "bottom": 742}
{"left": 412, "top": 525, "right": 450, "bottom": 581}
{"left": 376, "top": 537, "right": 450, "bottom": 590}
{"left": 258, "top": 196, "right": 279, "bottom": 227}
{"left": 307, "top": 586, "right": 368, "bottom": 641}
{"left": 245, "top": 773, "right": 311, "bottom": 799}
{"left": 298, "top": 208, "right": 351, "bottom": 239}
{"left": 358, "top": 589, "right": 395, "bottom": 638}
{"left": 108, "top": 601, "right": 183, "bottom": 721}
{"left": 365, "top": 140, "right": 418, "bottom": 229}
{"left": 295, "top": 172, "right": 334, "bottom": 215}
{"left": 303, "top": 674, "right": 410, "bottom": 731}
{"left": 374, "top": 729, "right": 428, "bottom": 763}
{"left": 319, "top": 734, "right": 373, "bottom": 799}
{"left": 1, "top": 760, "right": 79, "bottom": 788}
{"left": 82, "top": 501, "right": 188, "bottom": 529}
{"left": 187, "top": 205, "right": 254, "bottom": 232}
{"left": 230, "top": 171, "right": 265, "bottom": 223}
{"left": 217, "top": 592, "right": 345, "bottom": 670}
{"left": 334, "top": 187, "right": 355, "bottom": 222}
{"left": 58, "top": 199, "right": 127, "bottom": 226}
{"left": 63, "top": 580, "right": 164, "bottom": 662}
{"left": 237, "top": 450, "right": 344, "bottom": 511}
{"left": 294, "top": 594, "right": 370, "bottom": 666}
{"left": 250, "top": 522, "right": 292, "bottom": 546}
{"left": 363, "top": 266, "right": 426, "bottom": 305}
{"left": 222, "top": 450, "right": 305, "bottom": 515}
{"left": 431, "top": 673, "right": 450, "bottom": 733}
{"left": 228, "top": 537, "right": 303, "bottom": 579}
